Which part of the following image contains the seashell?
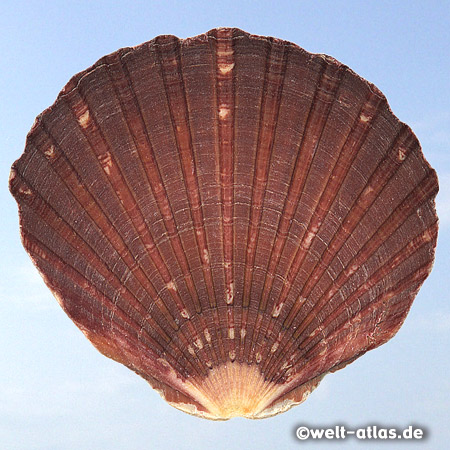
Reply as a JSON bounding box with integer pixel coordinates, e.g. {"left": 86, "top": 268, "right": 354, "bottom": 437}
{"left": 9, "top": 28, "right": 438, "bottom": 420}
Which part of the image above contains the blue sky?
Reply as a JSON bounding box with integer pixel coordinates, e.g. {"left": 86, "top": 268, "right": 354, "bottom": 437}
{"left": 1, "top": 1, "right": 449, "bottom": 449}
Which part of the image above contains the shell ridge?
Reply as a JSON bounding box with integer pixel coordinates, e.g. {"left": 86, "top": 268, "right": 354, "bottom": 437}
{"left": 275, "top": 58, "right": 346, "bottom": 329}
{"left": 292, "top": 91, "right": 384, "bottom": 292}
{"left": 206, "top": 32, "right": 228, "bottom": 364}
{"left": 267, "top": 171, "right": 438, "bottom": 381}
{"left": 284, "top": 181, "right": 433, "bottom": 374}
{"left": 104, "top": 51, "right": 220, "bottom": 368}
{"left": 288, "top": 258, "right": 434, "bottom": 387}
{"left": 29, "top": 128, "right": 181, "bottom": 337}
{"left": 368, "top": 261, "right": 434, "bottom": 344}
{"left": 11, "top": 163, "right": 179, "bottom": 353}
{"left": 155, "top": 35, "right": 222, "bottom": 370}
{"left": 303, "top": 221, "right": 438, "bottom": 348}
{"left": 20, "top": 134, "right": 176, "bottom": 340}
{"left": 64, "top": 88, "right": 168, "bottom": 286}
{"left": 240, "top": 36, "right": 273, "bottom": 364}
{"left": 240, "top": 40, "right": 290, "bottom": 364}
{"left": 258, "top": 77, "right": 383, "bottom": 373}
{"left": 178, "top": 36, "right": 226, "bottom": 368}
{"left": 289, "top": 223, "right": 439, "bottom": 373}
{"left": 257, "top": 57, "right": 338, "bottom": 331}
{"left": 118, "top": 46, "right": 227, "bottom": 362}
{"left": 213, "top": 28, "right": 237, "bottom": 363}
{"left": 35, "top": 122, "right": 188, "bottom": 335}
{"left": 260, "top": 60, "right": 346, "bottom": 379}
{"left": 263, "top": 89, "right": 385, "bottom": 367}
{"left": 241, "top": 38, "right": 287, "bottom": 307}
{"left": 63, "top": 81, "right": 211, "bottom": 377}
{"left": 179, "top": 41, "right": 219, "bottom": 315}
{"left": 106, "top": 53, "right": 192, "bottom": 276}
{"left": 20, "top": 226, "right": 176, "bottom": 372}
{"left": 299, "top": 123, "right": 415, "bottom": 303}
{"left": 14, "top": 152, "right": 208, "bottom": 380}
{"left": 298, "top": 128, "right": 424, "bottom": 336}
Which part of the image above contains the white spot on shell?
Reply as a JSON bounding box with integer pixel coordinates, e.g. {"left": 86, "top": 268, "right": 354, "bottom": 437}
{"left": 255, "top": 352, "right": 262, "bottom": 364}
{"left": 228, "top": 327, "right": 235, "bottom": 339}
{"left": 304, "top": 231, "right": 315, "bottom": 247}
{"left": 344, "top": 264, "right": 359, "bottom": 277}
{"left": 203, "top": 249, "right": 210, "bottom": 264}
{"left": 116, "top": 190, "right": 124, "bottom": 205}
{"left": 78, "top": 109, "right": 90, "bottom": 129}
{"left": 166, "top": 280, "right": 177, "bottom": 292}
{"left": 271, "top": 342, "right": 279, "bottom": 353}
{"left": 240, "top": 329, "right": 246, "bottom": 339}
{"left": 219, "top": 106, "right": 230, "bottom": 120}
{"left": 229, "top": 350, "right": 236, "bottom": 361}
{"left": 188, "top": 345, "right": 195, "bottom": 356}
{"left": 194, "top": 338, "right": 203, "bottom": 350}
{"left": 226, "top": 283, "right": 234, "bottom": 304}
{"left": 99, "top": 152, "right": 113, "bottom": 175}
{"left": 309, "top": 325, "right": 324, "bottom": 339}
{"left": 157, "top": 358, "right": 171, "bottom": 369}
{"left": 180, "top": 309, "right": 190, "bottom": 319}
{"left": 44, "top": 145, "right": 56, "bottom": 159}
{"left": 204, "top": 329, "right": 211, "bottom": 343}
{"left": 398, "top": 147, "right": 407, "bottom": 161}
{"left": 218, "top": 62, "right": 234, "bottom": 74}
{"left": 423, "top": 229, "right": 433, "bottom": 242}
{"left": 360, "top": 113, "right": 370, "bottom": 123}
{"left": 18, "top": 186, "right": 32, "bottom": 196}
{"left": 272, "top": 302, "right": 284, "bottom": 318}
{"left": 217, "top": 49, "right": 234, "bottom": 57}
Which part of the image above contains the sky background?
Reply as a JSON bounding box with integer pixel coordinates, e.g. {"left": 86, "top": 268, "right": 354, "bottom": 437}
{"left": 1, "top": 1, "right": 449, "bottom": 449}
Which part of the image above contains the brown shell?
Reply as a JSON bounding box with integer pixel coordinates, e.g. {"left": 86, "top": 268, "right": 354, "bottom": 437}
{"left": 9, "top": 28, "right": 438, "bottom": 419}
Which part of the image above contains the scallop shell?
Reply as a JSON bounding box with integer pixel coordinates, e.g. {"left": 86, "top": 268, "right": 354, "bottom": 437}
{"left": 9, "top": 28, "right": 438, "bottom": 420}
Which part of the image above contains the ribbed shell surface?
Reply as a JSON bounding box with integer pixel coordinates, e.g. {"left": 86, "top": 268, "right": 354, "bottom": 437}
{"left": 9, "top": 28, "right": 438, "bottom": 419}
